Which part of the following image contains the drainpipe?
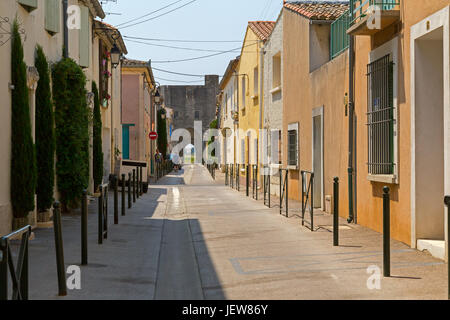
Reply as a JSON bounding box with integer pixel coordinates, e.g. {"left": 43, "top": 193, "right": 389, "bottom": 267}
{"left": 347, "top": 34, "right": 355, "bottom": 223}
{"left": 63, "top": 0, "right": 68, "bottom": 58}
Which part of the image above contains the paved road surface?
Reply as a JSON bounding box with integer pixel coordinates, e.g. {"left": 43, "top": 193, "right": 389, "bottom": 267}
{"left": 23, "top": 164, "right": 447, "bottom": 299}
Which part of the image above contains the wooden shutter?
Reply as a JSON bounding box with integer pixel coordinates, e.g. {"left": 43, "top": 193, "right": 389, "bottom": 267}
{"left": 45, "top": 0, "right": 60, "bottom": 35}
{"left": 79, "top": 5, "right": 90, "bottom": 68}
{"left": 18, "top": 0, "right": 38, "bottom": 12}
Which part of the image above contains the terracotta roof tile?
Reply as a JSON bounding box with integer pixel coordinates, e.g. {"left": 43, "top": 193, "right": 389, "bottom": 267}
{"left": 248, "top": 21, "right": 276, "bottom": 41}
{"left": 284, "top": 1, "right": 349, "bottom": 21}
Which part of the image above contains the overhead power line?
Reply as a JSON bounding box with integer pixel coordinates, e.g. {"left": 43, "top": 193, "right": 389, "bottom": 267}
{"left": 119, "top": 0, "right": 198, "bottom": 30}
{"left": 123, "top": 35, "right": 256, "bottom": 43}
{"left": 115, "top": 0, "right": 184, "bottom": 27}
{"left": 150, "top": 42, "right": 257, "bottom": 63}
{"left": 152, "top": 67, "right": 223, "bottom": 78}
{"left": 155, "top": 77, "right": 204, "bottom": 84}
{"left": 125, "top": 39, "right": 243, "bottom": 53}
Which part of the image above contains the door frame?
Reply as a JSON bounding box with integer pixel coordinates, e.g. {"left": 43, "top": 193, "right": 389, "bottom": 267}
{"left": 312, "top": 106, "right": 324, "bottom": 210}
{"left": 410, "top": 6, "right": 449, "bottom": 255}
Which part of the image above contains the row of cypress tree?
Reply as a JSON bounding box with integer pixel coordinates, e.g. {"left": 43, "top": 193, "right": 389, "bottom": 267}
{"left": 11, "top": 18, "right": 103, "bottom": 221}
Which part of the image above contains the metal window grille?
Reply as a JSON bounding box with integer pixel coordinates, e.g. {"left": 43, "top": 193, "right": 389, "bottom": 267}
{"left": 366, "top": 54, "right": 394, "bottom": 175}
{"left": 288, "top": 129, "right": 297, "bottom": 166}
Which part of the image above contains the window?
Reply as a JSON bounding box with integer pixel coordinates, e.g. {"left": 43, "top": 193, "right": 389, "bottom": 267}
{"left": 225, "top": 93, "right": 228, "bottom": 117}
{"left": 367, "top": 54, "right": 394, "bottom": 175}
{"left": 18, "top": 0, "right": 38, "bottom": 12}
{"left": 241, "top": 139, "right": 245, "bottom": 164}
{"left": 273, "top": 54, "right": 281, "bottom": 88}
{"left": 174, "top": 111, "right": 178, "bottom": 119}
{"left": 253, "top": 138, "right": 258, "bottom": 164}
{"left": 79, "top": 5, "right": 90, "bottom": 68}
{"left": 253, "top": 67, "right": 259, "bottom": 96}
{"left": 195, "top": 111, "right": 200, "bottom": 120}
{"left": 45, "top": 0, "right": 60, "bottom": 35}
{"left": 287, "top": 123, "right": 298, "bottom": 167}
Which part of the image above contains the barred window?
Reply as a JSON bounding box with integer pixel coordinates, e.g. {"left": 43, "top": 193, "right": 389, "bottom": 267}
{"left": 287, "top": 125, "right": 298, "bottom": 167}
{"left": 367, "top": 54, "right": 394, "bottom": 175}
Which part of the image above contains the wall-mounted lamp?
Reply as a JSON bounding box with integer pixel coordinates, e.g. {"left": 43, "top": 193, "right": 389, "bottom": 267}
{"left": 110, "top": 43, "right": 121, "bottom": 69}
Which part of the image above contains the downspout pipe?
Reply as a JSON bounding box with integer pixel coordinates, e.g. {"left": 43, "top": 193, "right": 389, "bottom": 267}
{"left": 63, "top": 0, "right": 68, "bottom": 58}
{"left": 347, "top": 34, "right": 355, "bottom": 223}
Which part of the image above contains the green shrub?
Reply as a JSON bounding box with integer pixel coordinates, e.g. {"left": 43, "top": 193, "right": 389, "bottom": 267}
{"left": 52, "top": 58, "right": 89, "bottom": 210}
{"left": 10, "top": 19, "right": 37, "bottom": 219}
{"left": 92, "top": 81, "right": 103, "bottom": 191}
{"left": 35, "top": 45, "right": 55, "bottom": 212}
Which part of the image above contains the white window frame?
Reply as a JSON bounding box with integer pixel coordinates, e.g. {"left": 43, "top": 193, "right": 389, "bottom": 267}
{"left": 367, "top": 36, "right": 399, "bottom": 184}
{"left": 287, "top": 122, "right": 299, "bottom": 170}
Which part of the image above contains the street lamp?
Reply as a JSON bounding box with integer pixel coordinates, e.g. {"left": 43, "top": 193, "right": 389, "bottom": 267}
{"left": 154, "top": 89, "right": 161, "bottom": 104}
{"left": 110, "top": 43, "right": 121, "bottom": 69}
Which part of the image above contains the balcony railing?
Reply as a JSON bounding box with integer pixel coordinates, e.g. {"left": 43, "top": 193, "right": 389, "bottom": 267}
{"left": 350, "top": 0, "right": 400, "bottom": 26}
{"left": 330, "top": 9, "right": 351, "bottom": 59}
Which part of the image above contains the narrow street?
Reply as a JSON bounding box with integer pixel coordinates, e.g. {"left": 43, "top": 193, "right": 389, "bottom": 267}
{"left": 27, "top": 165, "right": 447, "bottom": 300}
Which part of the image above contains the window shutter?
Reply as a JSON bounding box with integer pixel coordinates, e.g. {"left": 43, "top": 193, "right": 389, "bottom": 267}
{"left": 45, "top": 0, "right": 60, "bottom": 35}
{"left": 79, "top": 5, "right": 90, "bottom": 68}
{"left": 18, "top": 0, "right": 38, "bottom": 12}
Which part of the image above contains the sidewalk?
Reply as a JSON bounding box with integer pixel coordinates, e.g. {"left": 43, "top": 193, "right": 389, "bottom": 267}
{"left": 11, "top": 182, "right": 169, "bottom": 300}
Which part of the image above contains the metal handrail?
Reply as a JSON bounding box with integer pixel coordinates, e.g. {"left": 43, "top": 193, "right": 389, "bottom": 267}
{"left": 0, "top": 225, "right": 32, "bottom": 300}
{"left": 301, "top": 170, "right": 315, "bottom": 231}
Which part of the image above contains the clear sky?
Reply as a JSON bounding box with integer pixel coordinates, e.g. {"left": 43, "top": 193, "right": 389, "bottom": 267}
{"left": 102, "top": 0, "right": 283, "bottom": 86}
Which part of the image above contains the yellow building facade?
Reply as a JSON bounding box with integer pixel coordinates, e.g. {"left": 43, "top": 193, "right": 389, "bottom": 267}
{"left": 237, "top": 22, "right": 275, "bottom": 183}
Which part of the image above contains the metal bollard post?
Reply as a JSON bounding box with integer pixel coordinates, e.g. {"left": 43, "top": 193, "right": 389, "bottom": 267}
{"left": 383, "top": 186, "right": 391, "bottom": 277}
{"left": 121, "top": 174, "right": 126, "bottom": 216}
{"left": 98, "top": 186, "right": 103, "bottom": 245}
{"left": 139, "top": 166, "right": 143, "bottom": 196}
{"left": 128, "top": 173, "right": 132, "bottom": 209}
{"left": 81, "top": 190, "right": 88, "bottom": 265}
{"left": 333, "top": 178, "right": 339, "bottom": 247}
{"left": 136, "top": 167, "right": 140, "bottom": 199}
{"left": 445, "top": 196, "right": 450, "bottom": 300}
{"left": 280, "top": 170, "right": 282, "bottom": 215}
{"left": 133, "top": 169, "right": 136, "bottom": 203}
{"left": 285, "top": 171, "right": 289, "bottom": 217}
{"left": 246, "top": 165, "right": 250, "bottom": 197}
{"left": 255, "top": 166, "right": 258, "bottom": 201}
{"left": 53, "top": 202, "right": 67, "bottom": 296}
{"left": 114, "top": 176, "right": 119, "bottom": 224}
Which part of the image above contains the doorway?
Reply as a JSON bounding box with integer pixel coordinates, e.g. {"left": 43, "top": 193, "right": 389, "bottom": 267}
{"left": 312, "top": 106, "right": 324, "bottom": 209}
{"left": 411, "top": 6, "right": 449, "bottom": 259}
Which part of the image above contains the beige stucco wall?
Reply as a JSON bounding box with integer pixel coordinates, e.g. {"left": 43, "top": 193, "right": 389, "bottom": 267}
{"left": 0, "top": 0, "right": 102, "bottom": 235}
{"left": 283, "top": 8, "right": 349, "bottom": 217}
{"left": 352, "top": 0, "right": 450, "bottom": 245}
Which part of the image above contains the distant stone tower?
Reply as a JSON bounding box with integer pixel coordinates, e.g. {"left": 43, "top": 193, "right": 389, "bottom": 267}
{"left": 160, "top": 75, "right": 220, "bottom": 145}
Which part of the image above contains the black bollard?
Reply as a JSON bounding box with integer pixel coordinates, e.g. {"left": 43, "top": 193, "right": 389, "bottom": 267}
{"left": 133, "top": 169, "right": 136, "bottom": 203}
{"left": 136, "top": 167, "right": 140, "bottom": 199}
{"left": 445, "top": 196, "right": 450, "bottom": 300}
{"left": 53, "top": 202, "right": 67, "bottom": 296}
{"left": 246, "top": 165, "right": 250, "bottom": 197}
{"left": 114, "top": 176, "right": 119, "bottom": 224}
{"left": 128, "top": 173, "right": 132, "bottom": 209}
{"left": 383, "top": 186, "right": 391, "bottom": 277}
{"left": 121, "top": 174, "right": 126, "bottom": 216}
{"left": 333, "top": 177, "right": 339, "bottom": 247}
{"left": 81, "top": 190, "right": 88, "bottom": 265}
{"left": 140, "top": 166, "right": 143, "bottom": 196}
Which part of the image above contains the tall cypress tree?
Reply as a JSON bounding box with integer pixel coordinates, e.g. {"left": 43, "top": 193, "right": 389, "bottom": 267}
{"left": 10, "top": 19, "right": 37, "bottom": 219}
{"left": 35, "top": 45, "right": 55, "bottom": 212}
{"left": 52, "top": 58, "right": 89, "bottom": 210}
{"left": 157, "top": 109, "right": 168, "bottom": 157}
{"left": 92, "top": 81, "right": 103, "bottom": 191}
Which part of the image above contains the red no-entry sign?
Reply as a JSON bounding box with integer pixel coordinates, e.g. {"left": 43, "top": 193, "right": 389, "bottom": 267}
{"left": 149, "top": 131, "right": 158, "bottom": 140}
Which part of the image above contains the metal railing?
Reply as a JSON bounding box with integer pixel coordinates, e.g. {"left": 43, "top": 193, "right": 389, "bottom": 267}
{"left": 263, "top": 166, "right": 271, "bottom": 208}
{"left": 98, "top": 183, "right": 108, "bottom": 244}
{"left": 279, "top": 169, "right": 289, "bottom": 217}
{"left": 330, "top": 9, "right": 351, "bottom": 59}
{"left": 301, "top": 170, "right": 315, "bottom": 231}
{"left": 0, "top": 225, "right": 32, "bottom": 300}
{"left": 350, "top": 0, "right": 400, "bottom": 26}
